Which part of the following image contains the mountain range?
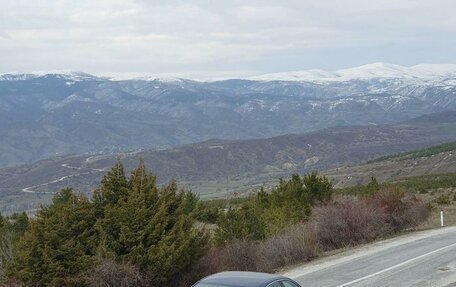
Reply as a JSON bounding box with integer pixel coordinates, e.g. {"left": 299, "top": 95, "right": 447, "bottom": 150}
{"left": 1, "top": 110, "right": 456, "bottom": 214}
{"left": 1, "top": 63, "right": 456, "bottom": 167}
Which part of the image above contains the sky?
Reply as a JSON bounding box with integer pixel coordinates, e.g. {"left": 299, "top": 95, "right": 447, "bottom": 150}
{"left": 1, "top": 0, "right": 455, "bottom": 79}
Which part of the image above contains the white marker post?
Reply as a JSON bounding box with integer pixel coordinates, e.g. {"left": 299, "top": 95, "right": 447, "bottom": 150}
{"left": 440, "top": 210, "right": 444, "bottom": 227}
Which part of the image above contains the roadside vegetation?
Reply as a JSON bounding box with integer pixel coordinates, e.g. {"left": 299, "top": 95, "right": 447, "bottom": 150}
{"left": 1, "top": 161, "right": 451, "bottom": 286}
{"left": 182, "top": 180, "right": 429, "bottom": 285}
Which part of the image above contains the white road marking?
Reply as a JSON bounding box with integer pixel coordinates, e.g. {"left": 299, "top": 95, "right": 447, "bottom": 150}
{"left": 337, "top": 242, "right": 456, "bottom": 286}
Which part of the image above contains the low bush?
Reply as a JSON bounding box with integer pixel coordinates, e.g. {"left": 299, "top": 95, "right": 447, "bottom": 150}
{"left": 184, "top": 223, "right": 318, "bottom": 284}
{"left": 178, "top": 240, "right": 259, "bottom": 287}
{"left": 369, "top": 189, "right": 429, "bottom": 232}
{"left": 434, "top": 194, "right": 451, "bottom": 205}
{"left": 256, "top": 223, "right": 317, "bottom": 272}
{"left": 310, "top": 189, "right": 429, "bottom": 250}
{"left": 215, "top": 240, "right": 259, "bottom": 272}
{"left": 310, "top": 196, "right": 388, "bottom": 250}
{"left": 84, "top": 259, "right": 147, "bottom": 287}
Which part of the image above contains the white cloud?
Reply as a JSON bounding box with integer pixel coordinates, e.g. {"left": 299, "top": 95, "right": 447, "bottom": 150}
{"left": 0, "top": 0, "right": 455, "bottom": 77}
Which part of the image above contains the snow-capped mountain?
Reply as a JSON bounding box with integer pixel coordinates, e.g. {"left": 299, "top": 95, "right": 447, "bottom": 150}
{"left": 0, "top": 63, "right": 455, "bottom": 167}
{"left": 248, "top": 63, "right": 456, "bottom": 83}
{"left": 0, "top": 71, "right": 104, "bottom": 82}
{"left": 3, "top": 63, "right": 456, "bottom": 83}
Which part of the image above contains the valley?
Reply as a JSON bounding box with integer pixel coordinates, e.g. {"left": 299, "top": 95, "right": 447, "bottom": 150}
{"left": 1, "top": 110, "right": 456, "bottom": 214}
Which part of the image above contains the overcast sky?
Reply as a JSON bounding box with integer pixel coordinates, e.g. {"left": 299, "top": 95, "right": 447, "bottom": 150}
{"left": 1, "top": 0, "right": 455, "bottom": 79}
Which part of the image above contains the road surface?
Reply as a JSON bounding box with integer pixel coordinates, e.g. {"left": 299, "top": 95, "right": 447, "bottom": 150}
{"left": 284, "top": 226, "right": 456, "bottom": 287}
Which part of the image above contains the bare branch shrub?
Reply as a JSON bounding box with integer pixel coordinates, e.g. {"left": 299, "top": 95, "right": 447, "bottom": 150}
{"left": 399, "top": 193, "right": 430, "bottom": 227}
{"left": 216, "top": 240, "right": 259, "bottom": 271}
{"left": 257, "top": 223, "right": 317, "bottom": 272}
{"left": 310, "top": 196, "right": 389, "bottom": 250}
{"left": 311, "top": 190, "right": 430, "bottom": 251}
{"left": 179, "top": 240, "right": 259, "bottom": 287}
{"left": 369, "top": 189, "right": 430, "bottom": 231}
{"left": 84, "top": 259, "right": 147, "bottom": 287}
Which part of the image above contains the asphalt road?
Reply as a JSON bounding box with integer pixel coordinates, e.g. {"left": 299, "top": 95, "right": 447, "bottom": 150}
{"left": 284, "top": 226, "right": 456, "bottom": 287}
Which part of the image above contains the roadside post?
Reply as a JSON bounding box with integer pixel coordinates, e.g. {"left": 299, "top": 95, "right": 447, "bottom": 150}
{"left": 440, "top": 210, "right": 444, "bottom": 227}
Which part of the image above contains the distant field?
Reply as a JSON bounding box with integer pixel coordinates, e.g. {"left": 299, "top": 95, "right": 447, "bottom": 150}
{"left": 337, "top": 172, "right": 456, "bottom": 194}
{"left": 368, "top": 141, "right": 456, "bottom": 163}
{"left": 325, "top": 147, "right": 456, "bottom": 188}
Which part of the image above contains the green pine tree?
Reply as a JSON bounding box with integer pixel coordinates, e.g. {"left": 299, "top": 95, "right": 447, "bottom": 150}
{"left": 93, "top": 159, "right": 128, "bottom": 209}
{"left": 367, "top": 176, "right": 380, "bottom": 194}
{"left": 9, "top": 189, "right": 97, "bottom": 286}
{"left": 95, "top": 161, "right": 209, "bottom": 286}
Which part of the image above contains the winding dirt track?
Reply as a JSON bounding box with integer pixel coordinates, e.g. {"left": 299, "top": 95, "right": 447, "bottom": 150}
{"left": 21, "top": 163, "right": 105, "bottom": 194}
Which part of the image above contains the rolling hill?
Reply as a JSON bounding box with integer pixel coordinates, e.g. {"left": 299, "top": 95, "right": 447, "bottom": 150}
{"left": 325, "top": 141, "right": 456, "bottom": 188}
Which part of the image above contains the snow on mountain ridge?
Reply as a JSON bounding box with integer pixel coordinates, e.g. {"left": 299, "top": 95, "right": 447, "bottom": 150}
{"left": 0, "top": 71, "right": 190, "bottom": 83}
{"left": 249, "top": 63, "right": 456, "bottom": 82}
{"left": 132, "top": 76, "right": 185, "bottom": 83}
{"left": 0, "top": 71, "right": 102, "bottom": 81}
{"left": 0, "top": 73, "right": 37, "bottom": 81}
{"left": 2, "top": 63, "right": 456, "bottom": 83}
{"left": 336, "top": 63, "right": 411, "bottom": 79}
{"left": 410, "top": 64, "right": 456, "bottom": 77}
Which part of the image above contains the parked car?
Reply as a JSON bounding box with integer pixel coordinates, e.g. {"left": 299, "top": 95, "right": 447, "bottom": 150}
{"left": 192, "top": 271, "right": 302, "bottom": 287}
